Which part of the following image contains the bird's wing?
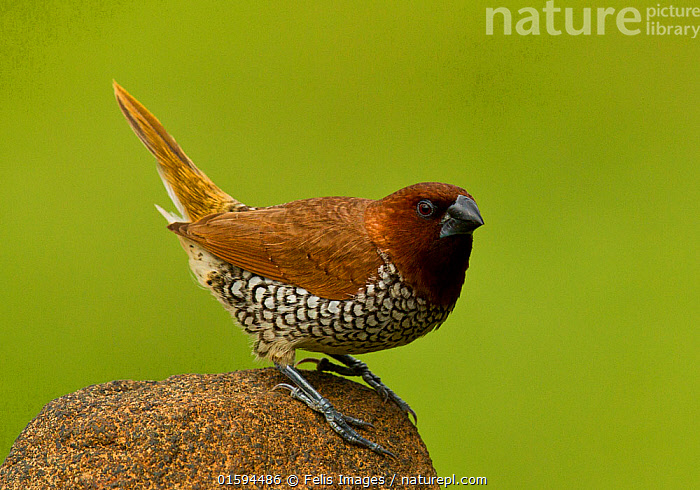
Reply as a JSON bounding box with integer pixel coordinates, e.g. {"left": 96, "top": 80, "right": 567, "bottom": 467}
{"left": 168, "top": 197, "right": 384, "bottom": 300}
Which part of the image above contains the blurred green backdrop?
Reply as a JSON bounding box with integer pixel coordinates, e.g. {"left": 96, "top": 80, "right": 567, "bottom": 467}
{"left": 1, "top": 1, "right": 697, "bottom": 487}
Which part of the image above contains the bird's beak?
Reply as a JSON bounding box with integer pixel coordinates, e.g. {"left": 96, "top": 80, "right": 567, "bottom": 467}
{"left": 440, "top": 195, "right": 484, "bottom": 238}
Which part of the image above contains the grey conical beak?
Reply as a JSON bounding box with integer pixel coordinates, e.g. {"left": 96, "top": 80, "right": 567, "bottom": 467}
{"left": 440, "top": 195, "right": 484, "bottom": 238}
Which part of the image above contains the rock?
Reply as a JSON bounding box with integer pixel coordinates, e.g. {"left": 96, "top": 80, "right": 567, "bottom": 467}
{"left": 0, "top": 368, "right": 439, "bottom": 489}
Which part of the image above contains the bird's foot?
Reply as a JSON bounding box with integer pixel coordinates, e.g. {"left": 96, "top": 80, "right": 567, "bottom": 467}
{"left": 296, "top": 354, "right": 417, "bottom": 424}
{"left": 274, "top": 364, "right": 395, "bottom": 458}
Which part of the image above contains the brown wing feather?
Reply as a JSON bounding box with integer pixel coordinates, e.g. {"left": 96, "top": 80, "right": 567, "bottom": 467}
{"left": 168, "top": 197, "right": 383, "bottom": 300}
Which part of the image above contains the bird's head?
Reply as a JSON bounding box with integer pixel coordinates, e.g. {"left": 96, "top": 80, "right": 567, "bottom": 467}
{"left": 365, "top": 182, "right": 484, "bottom": 307}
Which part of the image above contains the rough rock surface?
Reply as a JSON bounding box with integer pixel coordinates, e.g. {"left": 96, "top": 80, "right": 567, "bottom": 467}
{"left": 0, "top": 368, "right": 438, "bottom": 489}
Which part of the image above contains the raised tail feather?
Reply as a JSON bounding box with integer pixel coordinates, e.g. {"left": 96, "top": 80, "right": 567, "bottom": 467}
{"left": 113, "top": 81, "right": 247, "bottom": 222}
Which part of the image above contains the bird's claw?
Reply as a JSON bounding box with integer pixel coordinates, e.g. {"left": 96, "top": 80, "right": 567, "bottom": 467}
{"left": 273, "top": 382, "right": 373, "bottom": 429}
{"left": 275, "top": 363, "right": 394, "bottom": 457}
{"left": 272, "top": 383, "right": 297, "bottom": 393}
{"left": 294, "top": 357, "right": 321, "bottom": 368}
{"left": 311, "top": 355, "right": 418, "bottom": 424}
{"left": 367, "top": 380, "right": 417, "bottom": 424}
{"left": 297, "top": 357, "right": 358, "bottom": 376}
{"left": 325, "top": 412, "right": 395, "bottom": 458}
{"left": 361, "top": 371, "right": 417, "bottom": 424}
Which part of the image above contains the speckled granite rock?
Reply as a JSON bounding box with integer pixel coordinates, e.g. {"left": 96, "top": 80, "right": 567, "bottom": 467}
{"left": 0, "top": 368, "right": 438, "bottom": 489}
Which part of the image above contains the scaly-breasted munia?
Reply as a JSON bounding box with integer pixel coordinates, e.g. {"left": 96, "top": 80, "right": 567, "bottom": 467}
{"left": 114, "top": 82, "right": 483, "bottom": 457}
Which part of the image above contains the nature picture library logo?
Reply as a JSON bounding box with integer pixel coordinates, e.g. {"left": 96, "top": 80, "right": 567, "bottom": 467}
{"left": 486, "top": 1, "right": 700, "bottom": 38}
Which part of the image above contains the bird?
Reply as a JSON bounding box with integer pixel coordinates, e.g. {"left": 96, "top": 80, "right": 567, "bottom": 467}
{"left": 113, "top": 81, "right": 484, "bottom": 457}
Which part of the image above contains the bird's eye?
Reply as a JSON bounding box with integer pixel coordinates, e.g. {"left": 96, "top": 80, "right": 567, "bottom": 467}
{"left": 416, "top": 199, "right": 436, "bottom": 218}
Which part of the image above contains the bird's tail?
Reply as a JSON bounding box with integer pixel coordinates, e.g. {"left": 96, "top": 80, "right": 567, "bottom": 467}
{"left": 113, "top": 81, "right": 246, "bottom": 223}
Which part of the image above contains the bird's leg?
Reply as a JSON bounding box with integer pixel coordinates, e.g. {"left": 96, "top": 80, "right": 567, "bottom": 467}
{"left": 274, "top": 363, "right": 395, "bottom": 457}
{"left": 298, "top": 354, "right": 417, "bottom": 423}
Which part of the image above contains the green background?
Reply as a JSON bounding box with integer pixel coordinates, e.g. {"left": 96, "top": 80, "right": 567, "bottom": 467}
{"left": 1, "top": 1, "right": 697, "bottom": 487}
